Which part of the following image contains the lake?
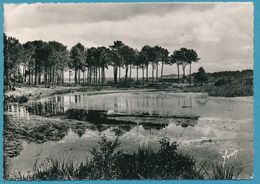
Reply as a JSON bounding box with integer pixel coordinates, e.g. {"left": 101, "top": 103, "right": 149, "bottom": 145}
{"left": 4, "top": 91, "right": 253, "bottom": 178}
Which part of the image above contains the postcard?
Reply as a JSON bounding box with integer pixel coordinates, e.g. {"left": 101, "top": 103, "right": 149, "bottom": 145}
{"left": 3, "top": 2, "right": 254, "bottom": 180}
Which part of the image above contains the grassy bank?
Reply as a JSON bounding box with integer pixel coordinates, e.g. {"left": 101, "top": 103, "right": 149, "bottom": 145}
{"left": 4, "top": 77, "right": 253, "bottom": 104}
{"left": 5, "top": 136, "right": 242, "bottom": 180}
{"left": 4, "top": 69, "right": 253, "bottom": 100}
{"left": 4, "top": 85, "right": 113, "bottom": 103}
{"left": 4, "top": 84, "right": 160, "bottom": 104}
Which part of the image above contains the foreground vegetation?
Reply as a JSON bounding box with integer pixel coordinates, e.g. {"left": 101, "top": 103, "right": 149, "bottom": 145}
{"left": 5, "top": 136, "right": 242, "bottom": 180}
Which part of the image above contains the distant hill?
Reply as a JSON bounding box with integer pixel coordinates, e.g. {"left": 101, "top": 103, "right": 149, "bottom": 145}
{"left": 161, "top": 74, "right": 179, "bottom": 79}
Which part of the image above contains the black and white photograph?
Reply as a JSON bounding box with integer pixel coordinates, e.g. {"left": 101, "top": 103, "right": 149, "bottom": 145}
{"left": 3, "top": 2, "right": 253, "bottom": 180}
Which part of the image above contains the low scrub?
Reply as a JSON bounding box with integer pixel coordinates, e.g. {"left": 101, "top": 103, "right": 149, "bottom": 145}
{"left": 208, "top": 162, "right": 242, "bottom": 179}
{"left": 206, "top": 81, "right": 253, "bottom": 97}
{"left": 181, "top": 81, "right": 252, "bottom": 97}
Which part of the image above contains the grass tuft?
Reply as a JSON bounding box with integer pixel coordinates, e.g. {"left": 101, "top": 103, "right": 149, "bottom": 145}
{"left": 6, "top": 136, "right": 242, "bottom": 180}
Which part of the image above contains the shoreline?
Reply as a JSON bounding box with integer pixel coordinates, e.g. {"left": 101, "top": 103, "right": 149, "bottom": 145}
{"left": 4, "top": 84, "right": 253, "bottom": 104}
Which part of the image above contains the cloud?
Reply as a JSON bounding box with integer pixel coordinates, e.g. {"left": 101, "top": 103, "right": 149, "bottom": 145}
{"left": 3, "top": 2, "right": 254, "bottom": 76}
{"left": 4, "top": 3, "right": 216, "bottom": 29}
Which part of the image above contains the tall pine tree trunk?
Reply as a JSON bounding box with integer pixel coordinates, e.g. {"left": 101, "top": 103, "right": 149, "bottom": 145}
{"left": 28, "top": 69, "right": 31, "bottom": 86}
{"left": 152, "top": 62, "right": 154, "bottom": 84}
{"left": 161, "top": 61, "right": 164, "bottom": 78}
{"left": 94, "top": 67, "right": 97, "bottom": 83}
{"left": 88, "top": 67, "right": 92, "bottom": 83}
{"left": 119, "top": 67, "right": 121, "bottom": 83}
{"left": 129, "top": 64, "right": 132, "bottom": 81}
{"left": 96, "top": 67, "right": 99, "bottom": 84}
{"left": 98, "top": 68, "right": 101, "bottom": 84}
{"left": 74, "top": 69, "right": 77, "bottom": 84}
{"left": 142, "top": 67, "right": 145, "bottom": 86}
{"left": 136, "top": 67, "right": 138, "bottom": 83}
{"left": 35, "top": 65, "right": 37, "bottom": 86}
{"left": 177, "top": 64, "right": 180, "bottom": 85}
{"left": 44, "top": 68, "right": 47, "bottom": 87}
{"left": 57, "top": 70, "right": 60, "bottom": 86}
{"left": 78, "top": 70, "right": 80, "bottom": 84}
{"left": 83, "top": 70, "right": 85, "bottom": 83}
{"left": 101, "top": 67, "right": 105, "bottom": 84}
{"left": 23, "top": 65, "right": 26, "bottom": 83}
{"left": 32, "top": 71, "right": 34, "bottom": 86}
{"left": 182, "top": 66, "right": 186, "bottom": 84}
{"left": 189, "top": 63, "right": 192, "bottom": 85}
{"left": 87, "top": 68, "right": 89, "bottom": 83}
{"left": 93, "top": 67, "right": 95, "bottom": 83}
{"left": 13, "top": 67, "right": 16, "bottom": 88}
{"left": 85, "top": 68, "right": 89, "bottom": 83}
{"left": 89, "top": 68, "right": 92, "bottom": 83}
{"left": 69, "top": 70, "right": 71, "bottom": 84}
{"left": 96, "top": 67, "right": 98, "bottom": 83}
{"left": 49, "top": 68, "right": 52, "bottom": 85}
{"left": 38, "top": 69, "right": 41, "bottom": 85}
{"left": 113, "top": 66, "right": 118, "bottom": 83}
{"left": 52, "top": 68, "right": 55, "bottom": 87}
{"left": 156, "top": 63, "right": 158, "bottom": 84}
{"left": 125, "top": 64, "right": 128, "bottom": 83}
{"left": 62, "top": 69, "right": 64, "bottom": 84}
{"left": 85, "top": 69, "right": 88, "bottom": 83}
{"left": 146, "top": 65, "right": 149, "bottom": 83}
{"left": 93, "top": 68, "right": 95, "bottom": 83}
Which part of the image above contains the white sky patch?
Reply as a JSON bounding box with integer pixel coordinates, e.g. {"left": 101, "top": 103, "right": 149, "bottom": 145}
{"left": 3, "top": 2, "right": 254, "bottom": 77}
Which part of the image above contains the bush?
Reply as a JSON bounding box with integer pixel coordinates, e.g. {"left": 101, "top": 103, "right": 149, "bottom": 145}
{"left": 7, "top": 136, "right": 242, "bottom": 180}
{"left": 204, "top": 162, "right": 242, "bottom": 179}
{"left": 206, "top": 81, "right": 253, "bottom": 97}
{"left": 214, "top": 78, "right": 229, "bottom": 86}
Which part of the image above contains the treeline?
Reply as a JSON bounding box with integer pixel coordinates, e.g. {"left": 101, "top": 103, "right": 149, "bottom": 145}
{"left": 202, "top": 69, "right": 253, "bottom": 86}
{"left": 207, "top": 70, "right": 253, "bottom": 80}
{"left": 4, "top": 33, "right": 200, "bottom": 90}
{"left": 191, "top": 69, "right": 253, "bottom": 84}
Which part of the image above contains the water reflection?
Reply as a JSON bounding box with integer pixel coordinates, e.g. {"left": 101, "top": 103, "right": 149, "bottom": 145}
{"left": 4, "top": 115, "right": 70, "bottom": 158}
{"left": 5, "top": 92, "right": 253, "bottom": 160}
{"left": 4, "top": 112, "right": 197, "bottom": 159}
{"left": 4, "top": 104, "right": 30, "bottom": 119}
{"left": 6, "top": 91, "right": 250, "bottom": 120}
{"left": 5, "top": 92, "right": 202, "bottom": 119}
{"left": 3, "top": 92, "right": 253, "bottom": 178}
{"left": 2, "top": 92, "right": 208, "bottom": 159}
{"left": 27, "top": 96, "right": 66, "bottom": 117}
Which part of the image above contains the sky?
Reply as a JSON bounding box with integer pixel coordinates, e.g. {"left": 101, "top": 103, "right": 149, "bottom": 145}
{"left": 4, "top": 2, "right": 254, "bottom": 77}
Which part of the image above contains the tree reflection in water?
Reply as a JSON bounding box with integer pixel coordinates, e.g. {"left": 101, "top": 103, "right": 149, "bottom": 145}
{"left": 18, "top": 92, "right": 207, "bottom": 118}
{"left": 4, "top": 93, "right": 203, "bottom": 159}
{"left": 4, "top": 115, "right": 69, "bottom": 158}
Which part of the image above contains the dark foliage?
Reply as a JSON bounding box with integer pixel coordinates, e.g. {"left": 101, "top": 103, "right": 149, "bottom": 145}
{"left": 194, "top": 67, "right": 208, "bottom": 85}
{"left": 5, "top": 136, "right": 242, "bottom": 180}
{"left": 4, "top": 95, "right": 29, "bottom": 103}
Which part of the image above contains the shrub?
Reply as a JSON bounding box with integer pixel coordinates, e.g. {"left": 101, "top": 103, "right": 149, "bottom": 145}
{"left": 214, "top": 78, "right": 229, "bottom": 86}
{"left": 203, "top": 162, "right": 242, "bottom": 179}
{"left": 7, "top": 136, "right": 242, "bottom": 180}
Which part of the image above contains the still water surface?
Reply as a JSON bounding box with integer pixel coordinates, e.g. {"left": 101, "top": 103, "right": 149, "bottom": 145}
{"left": 5, "top": 91, "right": 253, "bottom": 177}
